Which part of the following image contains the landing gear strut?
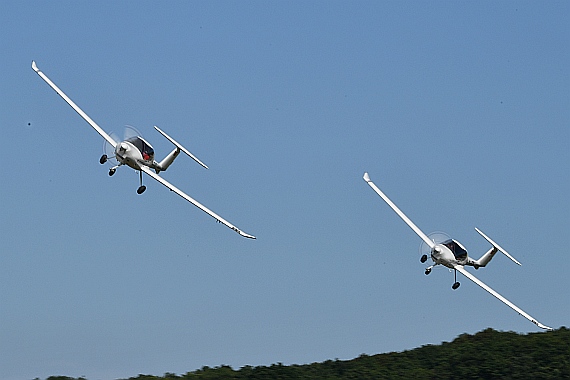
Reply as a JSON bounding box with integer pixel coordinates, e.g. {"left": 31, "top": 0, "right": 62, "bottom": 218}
{"left": 452, "top": 269, "right": 460, "bottom": 290}
{"left": 137, "top": 170, "right": 146, "bottom": 194}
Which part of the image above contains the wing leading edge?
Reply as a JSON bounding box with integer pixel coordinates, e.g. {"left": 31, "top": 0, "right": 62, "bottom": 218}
{"left": 454, "top": 264, "right": 551, "bottom": 330}
{"left": 140, "top": 166, "right": 256, "bottom": 239}
{"left": 363, "top": 172, "right": 434, "bottom": 249}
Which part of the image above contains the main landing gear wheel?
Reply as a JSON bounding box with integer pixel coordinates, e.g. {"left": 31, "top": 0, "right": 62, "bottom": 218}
{"left": 420, "top": 254, "right": 428, "bottom": 263}
{"left": 451, "top": 269, "right": 460, "bottom": 290}
{"left": 137, "top": 170, "right": 146, "bottom": 194}
{"left": 100, "top": 154, "right": 108, "bottom": 164}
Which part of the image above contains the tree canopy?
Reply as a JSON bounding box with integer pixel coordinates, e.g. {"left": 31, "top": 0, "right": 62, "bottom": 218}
{"left": 43, "top": 327, "right": 569, "bottom": 380}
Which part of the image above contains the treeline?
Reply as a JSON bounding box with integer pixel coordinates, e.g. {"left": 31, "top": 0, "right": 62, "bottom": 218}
{"left": 44, "top": 327, "right": 570, "bottom": 380}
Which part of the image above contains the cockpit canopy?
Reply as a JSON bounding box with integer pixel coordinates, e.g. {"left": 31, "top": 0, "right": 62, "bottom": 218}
{"left": 126, "top": 136, "right": 154, "bottom": 161}
{"left": 441, "top": 239, "right": 468, "bottom": 261}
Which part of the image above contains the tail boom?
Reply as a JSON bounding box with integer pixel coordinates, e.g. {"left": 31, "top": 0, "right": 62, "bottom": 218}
{"left": 468, "top": 247, "right": 498, "bottom": 269}
{"left": 154, "top": 147, "right": 181, "bottom": 173}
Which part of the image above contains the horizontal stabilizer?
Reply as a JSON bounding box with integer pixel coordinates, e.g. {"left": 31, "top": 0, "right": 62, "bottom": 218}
{"left": 154, "top": 126, "right": 208, "bottom": 169}
{"left": 475, "top": 228, "right": 521, "bottom": 266}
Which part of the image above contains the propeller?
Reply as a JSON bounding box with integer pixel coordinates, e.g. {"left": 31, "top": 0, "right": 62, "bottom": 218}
{"left": 102, "top": 131, "right": 120, "bottom": 166}
{"left": 123, "top": 125, "right": 142, "bottom": 141}
{"left": 101, "top": 125, "right": 143, "bottom": 166}
{"left": 419, "top": 231, "right": 451, "bottom": 263}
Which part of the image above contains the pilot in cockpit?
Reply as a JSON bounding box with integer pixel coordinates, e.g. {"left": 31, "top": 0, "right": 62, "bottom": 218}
{"left": 126, "top": 136, "right": 154, "bottom": 162}
{"left": 443, "top": 239, "right": 468, "bottom": 261}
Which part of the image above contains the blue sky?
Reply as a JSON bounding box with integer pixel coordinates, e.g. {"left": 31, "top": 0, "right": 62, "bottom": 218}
{"left": 1, "top": 1, "right": 568, "bottom": 379}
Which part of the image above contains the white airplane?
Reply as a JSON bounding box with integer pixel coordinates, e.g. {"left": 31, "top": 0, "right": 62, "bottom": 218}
{"left": 32, "top": 61, "right": 255, "bottom": 239}
{"left": 363, "top": 172, "right": 550, "bottom": 330}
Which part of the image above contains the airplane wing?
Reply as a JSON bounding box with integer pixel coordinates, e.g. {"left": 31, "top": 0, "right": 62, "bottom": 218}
{"left": 139, "top": 166, "right": 256, "bottom": 239}
{"left": 363, "top": 172, "right": 435, "bottom": 249}
{"left": 454, "top": 264, "right": 551, "bottom": 330}
{"left": 31, "top": 61, "right": 117, "bottom": 148}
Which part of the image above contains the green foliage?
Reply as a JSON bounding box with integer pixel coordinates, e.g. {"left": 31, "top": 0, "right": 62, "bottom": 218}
{"left": 45, "top": 327, "right": 570, "bottom": 380}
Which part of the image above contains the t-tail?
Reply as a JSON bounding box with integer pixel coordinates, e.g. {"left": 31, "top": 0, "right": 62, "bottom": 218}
{"left": 152, "top": 126, "right": 208, "bottom": 173}
{"left": 468, "top": 227, "right": 522, "bottom": 269}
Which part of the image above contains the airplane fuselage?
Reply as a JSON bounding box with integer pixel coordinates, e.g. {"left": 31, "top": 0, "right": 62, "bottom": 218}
{"left": 431, "top": 243, "right": 461, "bottom": 269}
{"left": 114, "top": 138, "right": 155, "bottom": 171}
{"left": 430, "top": 238, "right": 471, "bottom": 269}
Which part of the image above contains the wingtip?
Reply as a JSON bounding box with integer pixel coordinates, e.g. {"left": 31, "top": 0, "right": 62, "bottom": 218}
{"left": 363, "top": 172, "right": 371, "bottom": 182}
{"left": 31, "top": 60, "right": 39, "bottom": 72}
{"left": 239, "top": 230, "right": 256, "bottom": 239}
{"left": 538, "top": 322, "right": 553, "bottom": 331}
